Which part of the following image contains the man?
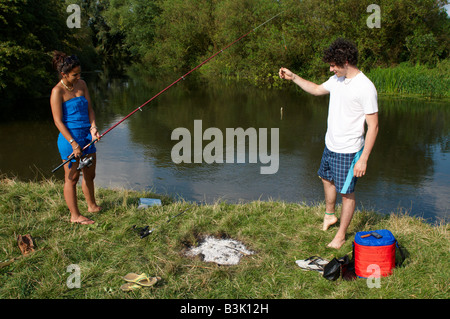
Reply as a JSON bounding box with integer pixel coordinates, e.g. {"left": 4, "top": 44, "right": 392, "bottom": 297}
{"left": 279, "top": 38, "right": 379, "bottom": 249}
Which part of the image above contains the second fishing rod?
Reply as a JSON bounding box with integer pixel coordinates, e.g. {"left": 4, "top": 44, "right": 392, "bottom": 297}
{"left": 51, "top": 12, "right": 283, "bottom": 173}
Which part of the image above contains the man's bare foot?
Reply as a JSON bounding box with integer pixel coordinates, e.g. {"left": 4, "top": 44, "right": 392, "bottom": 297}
{"left": 323, "top": 213, "right": 338, "bottom": 231}
{"left": 71, "top": 215, "right": 95, "bottom": 225}
{"left": 88, "top": 205, "right": 102, "bottom": 213}
{"left": 327, "top": 236, "right": 345, "bottom": 249}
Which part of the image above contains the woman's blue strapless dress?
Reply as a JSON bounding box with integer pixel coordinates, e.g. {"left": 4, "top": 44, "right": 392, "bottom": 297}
{"left": 57, "top": 96, "right": 96, "bottom": 165}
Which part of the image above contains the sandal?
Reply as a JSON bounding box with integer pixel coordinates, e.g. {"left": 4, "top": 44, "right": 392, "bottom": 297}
{"left": 17, "top": 234, "right": 35, "bottom": 256}
{"left": 295, "top": 256, "right": 329, "bottom": 273}
{"left": 122, "top": 273, "right": 160, "bottom": 287}
{"left": 120, "top": 282, "right": 142, "bottom": 292}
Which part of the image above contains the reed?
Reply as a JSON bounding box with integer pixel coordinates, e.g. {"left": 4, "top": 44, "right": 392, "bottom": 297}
{"left": 0, "top": 177, "right": 448, "bottom": 300}
{"left": 367, "top": 60, "right": 450, "bottom": 98}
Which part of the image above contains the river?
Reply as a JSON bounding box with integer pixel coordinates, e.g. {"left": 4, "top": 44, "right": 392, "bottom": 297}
{"left": 0, "top": 74, "right": 448, "bottom": 223}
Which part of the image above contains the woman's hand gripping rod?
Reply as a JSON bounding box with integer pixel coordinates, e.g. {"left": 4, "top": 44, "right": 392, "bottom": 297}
{"left": 51, "top": 137, "right": 99, "bottom": 173}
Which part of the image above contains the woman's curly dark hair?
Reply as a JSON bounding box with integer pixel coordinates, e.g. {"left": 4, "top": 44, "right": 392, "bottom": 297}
{"left": 323, "top": 38, "right": 358, "bottom": 67}
{"left": 52, "top": 51, "right": 80, "bottom": 76}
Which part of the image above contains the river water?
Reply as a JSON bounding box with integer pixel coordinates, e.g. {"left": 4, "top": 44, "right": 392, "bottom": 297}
{"left": 0, "top": 74, "right": 448, "bottom": 223}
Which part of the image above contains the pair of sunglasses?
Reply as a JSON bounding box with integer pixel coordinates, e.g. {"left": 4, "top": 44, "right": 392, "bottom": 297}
{"left": 63, "top": 55, "right": 79, "bottom": 65}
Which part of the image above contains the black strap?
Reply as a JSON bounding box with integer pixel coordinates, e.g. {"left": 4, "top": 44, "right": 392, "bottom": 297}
{"left": 395, "top": 240, "right": 407, "bottom": 267}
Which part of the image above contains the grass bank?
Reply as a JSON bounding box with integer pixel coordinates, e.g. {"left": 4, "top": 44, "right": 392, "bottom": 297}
{"left": 0, "top": 177, "right": 448, "bottom": 299}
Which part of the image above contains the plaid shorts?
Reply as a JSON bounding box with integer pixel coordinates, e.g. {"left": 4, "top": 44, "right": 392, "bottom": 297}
{"left": 317, "top": 146, "right": 364, "bottom": 194}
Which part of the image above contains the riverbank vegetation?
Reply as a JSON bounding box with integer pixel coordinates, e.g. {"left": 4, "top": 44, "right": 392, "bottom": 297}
{"left": 1, "top": 0, "right": 449, "bottom": 106}
{"left": 0, "top": 177, "right": 448, "bottom": 299}
{"left": 367, "top": 59, "right": 450, "bottom": 98}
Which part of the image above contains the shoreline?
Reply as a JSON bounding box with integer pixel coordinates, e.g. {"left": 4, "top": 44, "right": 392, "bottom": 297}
{"left": 1, "top": 174, "right": 447, "bottom": 226}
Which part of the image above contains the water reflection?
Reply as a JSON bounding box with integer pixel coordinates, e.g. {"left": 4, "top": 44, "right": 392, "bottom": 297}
{"left": 0, "top": 75, "right": 448, "bottom": 223}
{"left": 91, "top": 76, "right": 448, "bottom": 222}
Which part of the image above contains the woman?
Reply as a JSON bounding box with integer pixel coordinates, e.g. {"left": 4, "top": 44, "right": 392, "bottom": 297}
{"left": 50, "top": 51, "right": 101, "bottom": 224}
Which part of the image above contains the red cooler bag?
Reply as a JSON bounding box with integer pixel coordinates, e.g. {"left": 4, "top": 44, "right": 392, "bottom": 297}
{"left": 354, "top": 229, "right": 397, "bottom": 278}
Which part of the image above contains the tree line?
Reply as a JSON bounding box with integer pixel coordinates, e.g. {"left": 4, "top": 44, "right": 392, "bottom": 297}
{"left": 1, "top": 0, "right": 449, "bottom": 105}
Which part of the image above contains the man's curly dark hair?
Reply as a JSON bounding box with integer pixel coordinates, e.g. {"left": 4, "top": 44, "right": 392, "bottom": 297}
{"left": 323, "top": 38, "right": 358, "bottom": 67}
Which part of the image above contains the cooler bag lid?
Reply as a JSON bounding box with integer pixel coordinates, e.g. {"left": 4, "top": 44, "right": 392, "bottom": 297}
{"left": 355, "top": 229, "right": 396, "bottom": 246}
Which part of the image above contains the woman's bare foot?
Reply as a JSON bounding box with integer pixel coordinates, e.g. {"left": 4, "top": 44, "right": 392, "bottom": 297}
{"left": 323, "top": 213, "right": 338, "bottom": 231}
{"left": 71, "top": 215, "right": 95, "bottom": 225}
{"left": 88, "top": 205, "right": 102, "bottom": 213}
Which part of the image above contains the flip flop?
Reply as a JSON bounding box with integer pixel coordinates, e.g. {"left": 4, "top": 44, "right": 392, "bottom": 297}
{"left": 120, "top": 282, "right": 142, "bottom": 292}
{"left": 122, "top": 273, "right": 160, "bottom": 287}
{"left": 295, "top": 256, "right": 329, "bottom": 273}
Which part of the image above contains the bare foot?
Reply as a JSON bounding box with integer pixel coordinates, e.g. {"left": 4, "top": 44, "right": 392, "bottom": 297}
{"left": 88, "top": 205, "right": 102, "bottom": 213}
{"left": 71, "top": 216, "right": 95, "bottom": 225}
{"left": 323, "top": 213, "right": 338, "bottom": 231}
{"left": 327, "top": 236, "right": 345, "bottom": 249}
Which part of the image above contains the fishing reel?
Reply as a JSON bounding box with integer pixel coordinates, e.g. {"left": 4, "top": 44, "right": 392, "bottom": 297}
{"left": 77, "top": 156, "right": 93, "bottom": 171}
{"left": 131, "top": 225, "right": 153, "bottom": 239}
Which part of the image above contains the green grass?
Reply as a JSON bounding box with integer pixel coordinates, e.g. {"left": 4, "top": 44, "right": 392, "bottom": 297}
{"left": 0, "top": 177, "right": 448, "bottom": 299}
{"left": 366, "top": 60, "right": 450, "bottom": 98}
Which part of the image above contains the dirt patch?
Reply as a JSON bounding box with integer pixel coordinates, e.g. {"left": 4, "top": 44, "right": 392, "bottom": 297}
{"left": 184, "top": 235, "right": 255, "bottom": 265}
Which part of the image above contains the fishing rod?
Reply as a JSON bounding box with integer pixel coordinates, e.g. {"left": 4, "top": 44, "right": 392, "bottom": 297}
{"left": 51, "top": 11, "right": 283, "bottom": 173}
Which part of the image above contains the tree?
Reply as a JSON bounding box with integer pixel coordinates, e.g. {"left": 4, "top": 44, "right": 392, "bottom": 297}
{"left": 0, "top": 0, "right": 73, "bottom": 103}
{"left": 104, "top": 0, "right": 161, "bottom": 62}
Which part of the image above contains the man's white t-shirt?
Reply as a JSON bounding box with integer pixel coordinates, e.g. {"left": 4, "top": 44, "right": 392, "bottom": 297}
{"left": 321, "top": 71, "right": 378, "bottom": 154}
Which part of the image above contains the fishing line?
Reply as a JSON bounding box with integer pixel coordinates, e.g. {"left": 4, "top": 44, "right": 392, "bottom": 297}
{"left": 52, "top": 11, "right": 283, "bottom": 173}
